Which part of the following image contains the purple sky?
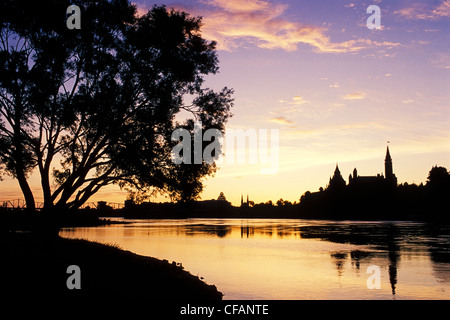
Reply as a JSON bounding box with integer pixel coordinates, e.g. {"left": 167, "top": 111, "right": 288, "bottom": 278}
{"left": 1, "top": 0, "right": 449, "bottom": 206}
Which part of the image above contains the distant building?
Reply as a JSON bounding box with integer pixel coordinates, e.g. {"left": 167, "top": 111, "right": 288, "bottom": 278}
{"left": 348, "top": 146, "right": 397, "bottom": 189}
{"left": 241, "top": 194, "right": 250, "bottom": 208}
{"left": 327, "top": 163, "right": 347, "bottom": 191}
{"left": 326, "top": 146, "right": 398, "bottom": 192}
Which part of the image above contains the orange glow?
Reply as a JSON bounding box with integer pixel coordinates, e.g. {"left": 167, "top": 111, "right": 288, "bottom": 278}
{"left": 60, "top": 219, "right": 450, "bottom": 299}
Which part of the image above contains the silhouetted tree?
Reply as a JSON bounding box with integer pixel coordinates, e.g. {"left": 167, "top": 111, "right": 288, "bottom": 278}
{"left": 276, "top": 198, "right": 292, "bottom": 206}
{"left": 425, "top": 166, "right": 450, "bottom": 219}
{"left": 0, "top": 1, "right": 233, "bottom": 211}
{"left": 217, "top": 192, "right": 227, "bottom": 201}
{"left": 427, "top": 166, "right": 450, "bottom": 191}
{"left": 299, "top": 191, "right": 311, "bottom": 203}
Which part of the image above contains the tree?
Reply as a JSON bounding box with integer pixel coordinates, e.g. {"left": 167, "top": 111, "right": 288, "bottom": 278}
{"left": 0, "top": 1, "right": 233, "bottom": 211}
{"left": 217, "top": 192, "right": 227, "bottom": 201}
{"left": 426, "top": 166, "right": 450, "bottom": 194}
{"left": 276, "top": 198, "right": 292, "bottom": 206}
{"left": 299, "top": 191, "right": 311, "bottom": 203}
{"left": 427, "top": 166, "right": 449, "bottom": 186}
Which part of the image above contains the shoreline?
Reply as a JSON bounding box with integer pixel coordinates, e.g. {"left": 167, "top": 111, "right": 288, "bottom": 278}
{"left": 3, "top": 230, "right": 223, "bottom": 303}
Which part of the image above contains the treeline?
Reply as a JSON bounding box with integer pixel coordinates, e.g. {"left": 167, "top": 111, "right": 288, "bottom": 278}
{"left": 112, "top": 165, "right": 450, "bottom": 221}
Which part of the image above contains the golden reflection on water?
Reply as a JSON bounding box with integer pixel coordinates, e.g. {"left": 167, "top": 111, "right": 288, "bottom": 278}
{"left": 60, "top": 219, "right": 450, "bottom": 300}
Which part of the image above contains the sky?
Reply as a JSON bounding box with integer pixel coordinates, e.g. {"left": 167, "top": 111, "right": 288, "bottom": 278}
{"left": 1, "top": 0, "right": 449, "bottom": 207}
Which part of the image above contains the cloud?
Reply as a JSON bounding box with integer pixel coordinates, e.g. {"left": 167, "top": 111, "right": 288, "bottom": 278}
{"left": 279, "top": 96, "right": 310, "bottom": 108}
{"left": 394, "top": 1, "right": 450, "bottom": 20}
{"left": 270, "top": 117, "right": 294, "bottom": 125}
{"left": 432, "top": 0, "right": 450, "bottom": 18}
{"left": 292, "top": 96, "right": 310, "bottom": 105}
{"left": 175, "top": 0, "right": 401, "bottom": 53}
{"left": 205, "top": 0, "right": 277, "bottom": 13}
{"left": 431, "top": 52, "right": 450, "bottom": 70}
{"left": 343, "top": 92, "right": 366, "bottom": 100}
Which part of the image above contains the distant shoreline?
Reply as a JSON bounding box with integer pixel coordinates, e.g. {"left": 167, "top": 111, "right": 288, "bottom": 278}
{"left": 1, "top": 205, "right": 446, "bottom": 225}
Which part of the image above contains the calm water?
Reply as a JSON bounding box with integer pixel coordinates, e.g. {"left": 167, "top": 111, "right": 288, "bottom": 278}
{"left": 60, "top": 219, "right": 450, "bottom": 300}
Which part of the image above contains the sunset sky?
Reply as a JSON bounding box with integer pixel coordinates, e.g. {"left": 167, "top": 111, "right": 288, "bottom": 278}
{"left": 1, "top": 0, "right": 449, "bottom": 207}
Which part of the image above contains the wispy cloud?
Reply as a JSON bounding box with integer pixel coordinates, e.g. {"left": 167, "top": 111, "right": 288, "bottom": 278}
{"left": 431, "top": 52, "right": 450, "bottom": 70}
{"left": 270, "top": 116, "right": 294, "bottom": 125}
{"left": 276, "top": 96, "right": 311, "bottom": 116}
{"left": 169, "top": 0, "right": 401, "bottom": 53}
{"left": 394, "top": 1, "right": 450, "bottom": 20}
{"left": 291, "top": 96, "right": 310, "bottom": 105}
{"left": 343, "top": 92, "right": 366, "bottom": 100}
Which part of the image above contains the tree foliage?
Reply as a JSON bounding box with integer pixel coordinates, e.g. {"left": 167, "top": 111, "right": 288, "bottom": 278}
{"left": 0, "top": 0, "right": 233, "bottom": 211}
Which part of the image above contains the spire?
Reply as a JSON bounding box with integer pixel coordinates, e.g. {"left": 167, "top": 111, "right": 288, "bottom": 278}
{"left": 241, "top": 194, "right": 243, "bottom": 206}
{"left": 386, "top": 146, "right": 392, "bottom": 162}
{"left": 385, "top": 145, "right": 395, "bottom": 185}
{"left": 334, "top": 163, "right": 341, "bottom": 175}
{"left": 328, "top": 162, "right": 346, "bottom": 190}
{"left": 247, "top": 194, "right": 249, "bottom": 204}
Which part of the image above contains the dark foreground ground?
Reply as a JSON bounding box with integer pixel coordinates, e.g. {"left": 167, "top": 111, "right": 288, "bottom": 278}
{"left": 2, "top": 230, "right": 222, "bottom": 306}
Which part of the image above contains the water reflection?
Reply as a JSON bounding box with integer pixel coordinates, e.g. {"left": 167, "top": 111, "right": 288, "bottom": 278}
{"left": 60, "top": 219, "right": 450, "bottom": 299}
{"left": 185, "top": 224, "right": 232, "bottom": 238}
{"left": 184, "top": 220, "right": 449, "bottom": 298}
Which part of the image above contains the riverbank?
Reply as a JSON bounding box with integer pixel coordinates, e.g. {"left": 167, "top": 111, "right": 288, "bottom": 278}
{"left": 3, "top": 230, "right": 223, "bottom": 304}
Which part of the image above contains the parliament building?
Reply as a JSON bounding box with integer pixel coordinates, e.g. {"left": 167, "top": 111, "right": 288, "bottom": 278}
{"left": 327, "top": 146, "right": 398, "bottom": 191}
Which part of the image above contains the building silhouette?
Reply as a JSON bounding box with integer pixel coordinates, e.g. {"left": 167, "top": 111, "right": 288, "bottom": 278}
{"left": 326, "top": 146, "right": 398, "bottom": 193}
{"left": 347, "top": 146, "right": 397, "bottom": 190}
{"left": 297, "top": 146, "right": 402, "bottom": 219}
{"left": 327, "top": 163, "right": 347, "bottom": 191}
{"left": 241, "top": 194, "right": 250, "bottom": 208}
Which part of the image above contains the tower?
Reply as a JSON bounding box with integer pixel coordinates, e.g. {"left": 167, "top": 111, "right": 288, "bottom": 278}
{"left": 241, "top": 194, "right": 249, "bottom": 207}
{"left": 327, "top": 163, "right": 346, "bottom": 190}
{"left": 384, "top": 146, "right": 397, "bottom": 186}
{"left": 385, "top": 146, "right": 393, "bottom": 180}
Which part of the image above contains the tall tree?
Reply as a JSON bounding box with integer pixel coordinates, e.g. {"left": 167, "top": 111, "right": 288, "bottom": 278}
{"left": 0, "top": 0, "right": 233, "bottom": 211}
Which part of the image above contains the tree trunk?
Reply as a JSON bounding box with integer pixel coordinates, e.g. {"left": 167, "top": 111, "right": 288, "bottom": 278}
{"left": 40, "top": 165, "right": 53, "bottom": 210}
{"left": 16, "top": 169, "right": 36, "bottom": 212}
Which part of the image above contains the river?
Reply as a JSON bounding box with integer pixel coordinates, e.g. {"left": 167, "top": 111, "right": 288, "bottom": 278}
{"left": 59, "top": 219, "right": 450, "bottom": 300}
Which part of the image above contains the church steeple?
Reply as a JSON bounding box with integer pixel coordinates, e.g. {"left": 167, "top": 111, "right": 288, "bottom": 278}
{"left": 385, "top": 146, "right": 393, "bottom": 179}
{"left": 384, "top": 145, "right": 397, "bottom": 187}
